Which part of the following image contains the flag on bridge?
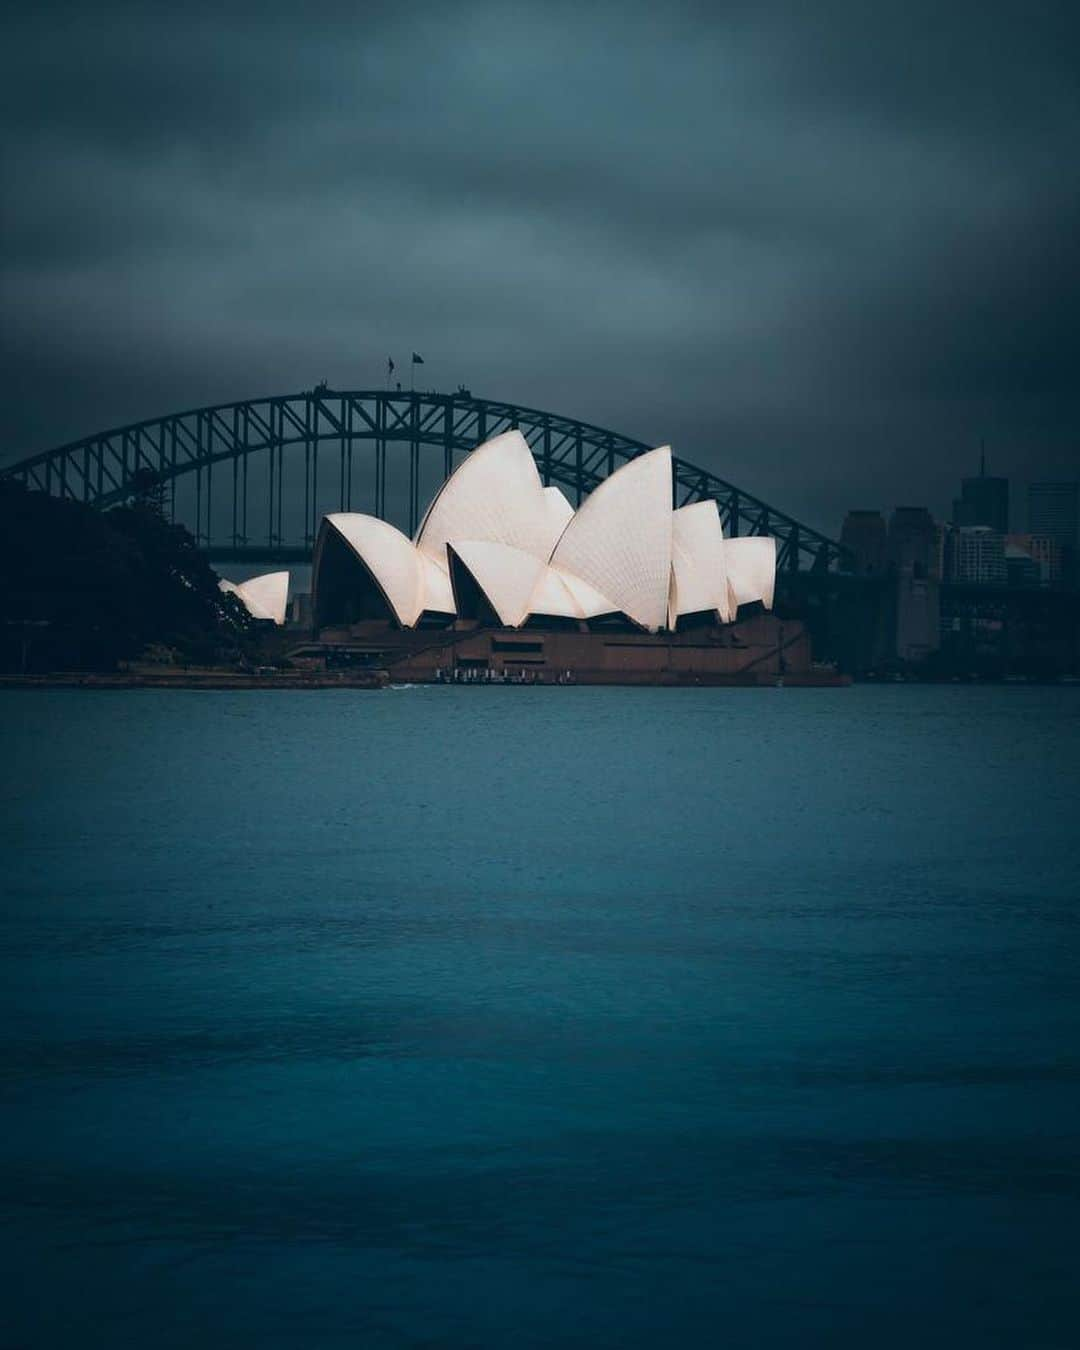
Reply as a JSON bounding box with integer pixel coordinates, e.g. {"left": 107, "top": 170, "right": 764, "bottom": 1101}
{"left": 387, "top": 356, "right": 395, "bottom": 374}
{"left": 412, "top": 352, "right": 424, "bottom": 364}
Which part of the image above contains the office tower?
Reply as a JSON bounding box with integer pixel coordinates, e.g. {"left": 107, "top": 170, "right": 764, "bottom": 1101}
{"left": 888, "top": 507, "right": 940, "bottom": 662}
{"left": 947, "top": 526, "right": 1007, "bottom": 585}
{"left": 952, "top": 453, "right": 1009, "bottom": 533}
{"left": 1028, "top": 482, "right": 1078, "bottom": 548}
{"left": 840, "top": 510, "right": 887, "bottom": 575}
{"left": 1006, "top": 534, "right": 1064, "bottom": 585}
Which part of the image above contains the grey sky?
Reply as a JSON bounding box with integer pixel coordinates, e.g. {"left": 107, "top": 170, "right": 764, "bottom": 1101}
{"left": 3, "top": 0, "right": 1077, "bottom": 532}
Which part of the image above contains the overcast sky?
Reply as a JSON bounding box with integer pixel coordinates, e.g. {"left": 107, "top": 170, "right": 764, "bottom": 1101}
{"left": 3, "top": 0, "right": 1077, "bottom": 533}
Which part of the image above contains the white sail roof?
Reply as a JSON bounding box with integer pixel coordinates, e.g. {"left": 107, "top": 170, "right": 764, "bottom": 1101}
{"left": 541, "top": 485, "right": 574, "bottom": 547}
{"left": 321, "top": 514, "right": 424, "bottom": 626}
{"left": 444, "top": 536, "right": 619, "bottom": 626}
{"left": 670, "top": 501, "right": 733, "bottom": 624}
{"left": 219, "top": 570, "right": 290, "bottom": 625}
{"left": 725, "top": 536, "right": 777, "bottom": 611}
{"left": 517, "top": 563, "right": 617, "bottom": 621}
{"left": 550, "top": 446, "right": 673, "bottom": 631}
{"left": 527, "top": 566, "right": 582, "bottom": 619}
{"left": 448, "top": 541, "right": 545, "bottom": 628}
{"left": 310, "top": 433, "right": 775, "bottom": 633}
{"left": 415, "top": 429, "right": 554, "bottom": 563}
{"left": 553, "top": 567, "right": 618, "bottom": 618}
{"left": 668, "top": 541, "right": 705, "bottom": 629}
{"left": 419, "top": 552, "right": 455, "bottom": 615}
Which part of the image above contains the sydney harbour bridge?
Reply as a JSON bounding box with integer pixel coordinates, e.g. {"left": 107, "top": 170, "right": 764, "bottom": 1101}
{"left": 0, "top": 389, "right": 844, "bottom": 573}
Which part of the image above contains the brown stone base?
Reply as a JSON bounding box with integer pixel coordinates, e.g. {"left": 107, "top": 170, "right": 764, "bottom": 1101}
{"left": 291, "top": 613, "right": 848, "bottom": 687}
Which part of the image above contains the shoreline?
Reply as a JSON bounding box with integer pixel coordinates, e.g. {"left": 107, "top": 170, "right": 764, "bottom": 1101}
{"left": 3, "top": 671, "right": 1075, "bottom": 690}
{"left": 0, "top": 670, "right": 389, "bottom": 690}
{"left": 0, "top": 669, "right": 850, "bottom": 690}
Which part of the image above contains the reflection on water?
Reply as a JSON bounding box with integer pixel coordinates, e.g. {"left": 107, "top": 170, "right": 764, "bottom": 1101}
{"left": 1, "top": 687, "right": 1079, "bottom": 1348}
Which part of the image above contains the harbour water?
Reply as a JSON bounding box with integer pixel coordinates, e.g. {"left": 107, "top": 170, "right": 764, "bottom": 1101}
{"left": 2, "top": 686, "right": 1078, "bottom": 1348}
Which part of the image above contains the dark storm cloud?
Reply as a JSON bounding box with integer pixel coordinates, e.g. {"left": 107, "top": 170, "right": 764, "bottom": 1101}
{"left": 2, "top": 0, "right": 1077, "bottom": 530}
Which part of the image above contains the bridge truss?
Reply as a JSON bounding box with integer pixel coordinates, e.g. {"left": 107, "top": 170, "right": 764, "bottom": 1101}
{"left": 1, "top": 389, "right": 843, "bottom": 571}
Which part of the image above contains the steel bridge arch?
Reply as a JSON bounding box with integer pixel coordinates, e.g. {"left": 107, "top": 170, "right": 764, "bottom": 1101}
{"left": 0, "top": 388, "right": 842, "bottom": 571}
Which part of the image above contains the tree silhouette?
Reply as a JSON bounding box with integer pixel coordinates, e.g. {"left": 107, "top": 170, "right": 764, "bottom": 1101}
{"left": 0, "top": 480, "right": 259, "bottom": 671}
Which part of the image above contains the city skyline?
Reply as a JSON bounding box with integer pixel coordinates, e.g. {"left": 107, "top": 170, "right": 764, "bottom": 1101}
{"left": 847, "top": 467, "right": 1079, "bottom": 542}
{"left": 845, "top": 469, "right": 1078, "bottom": 541}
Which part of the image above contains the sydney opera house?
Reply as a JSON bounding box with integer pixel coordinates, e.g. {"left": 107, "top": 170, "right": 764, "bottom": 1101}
{"left": 297, "top": 431, "right": 813, "bottom": 684}
{"left": 219, "top": 570, "right": 290, "bottom": 626}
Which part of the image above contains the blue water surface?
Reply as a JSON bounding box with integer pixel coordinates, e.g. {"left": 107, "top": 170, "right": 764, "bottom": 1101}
{"left": 1, "top": 686, "right": 1078, "bottom": 1348}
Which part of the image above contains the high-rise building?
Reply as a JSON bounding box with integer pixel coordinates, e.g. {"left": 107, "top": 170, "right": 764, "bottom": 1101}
{"left": 1006, "top": 534, "right": 1064, "bottom": 585}
{"left": 952, "top": 455, "right": 1009, "bottom": 533}
{"left": 888, "top": 507, "right": 938, "bottom": 578}
{"left": 1004, "top": 544, "right": 1040, "bottom": 587}
{"left": 946, "top": 526, "right": 1007, "bottom": 585}
{"left": 840, "top": 510, "right": 887, "bottom": 575}
{"left": 1028, "top": 482, "right": 1078, "bottom": 548}
{"left": 888, "top": 507, "right": 940, "bottom": 662}
{"left": 933, "top": 521, "right": 950, "bottom": 582}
